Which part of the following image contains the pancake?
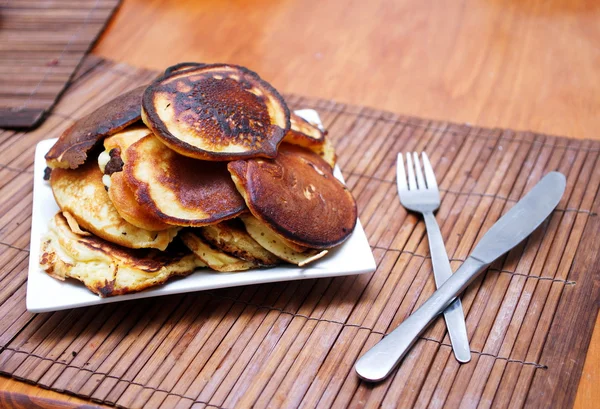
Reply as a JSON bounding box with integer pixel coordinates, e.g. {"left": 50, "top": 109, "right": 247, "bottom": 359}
{"left": 50, "top": 159, "right": 179, "bottom": 250}
{"left": 282, "top": 113, "right": 336, "bottom": 168}
{"left": 315, "top": 138, "right": 337, "bottom": 169}
{"left": 239, "top": 214, "right": 327, "bottom": 266}
{"left": 141, "top": 64, "right": 290, "bottom": 161}
{"left": 164, "top": 62, "right": 207, "bottom": 76}
{"left": 98, "top": 125, "right": 152, "bottom": 181}
{"left": 109, "top": 172, "right": 175, "bottom": 231}
{"left": 102, "top": 124, "right": 151, "bottom": 155}
{"left": 45, "top": 85, "right": 146, "bottom": 169}
{"left": 125, "top": 134, "right": 247, "bottom": 226}
{"left": 198, "top": 219, "right": 280, "bottom": 266}
{"left": 40, "top": 213, "right": 205, "bottom": 297}
{"left": 98, "top": 126, "right": 173, "bottom": 231}
{"left": 285, "top": 112, "right": 325, "bottom": 145}
{"left": 181, "top": 231, "right": 259, "bottom": 272}
{"left": 228, "top": 144, "right": 357, "bottom": 249}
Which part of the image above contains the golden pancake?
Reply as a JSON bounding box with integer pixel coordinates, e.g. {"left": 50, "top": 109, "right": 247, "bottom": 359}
{"left": 40, "top": 213, "right": 205, "bottom": 297}
{"left": 109, "top": 172, "right": 174, "bottom": 231}
{"left": 228, "top": 144, "right": 357, "bottom": 249}
{"left": 239, "top": 214, "right": 328, "bottom": 266}
{"left": 50, "top": 159, "right": 179, "bottom": 250}
{"left": 315, "top": 138, "right": 337, "bottom": 169}
{"left": 97, "top": 126, "right": 172, "bottom": 231}
{"left": 199, "top": 219, "right": 280, "bottom": 266}
{"left": 285, "top": 113, "right": 325, "bottom": 145}
{"left": 125, "top": 134, "right": 247, "bottom": 226}
{"left": 164, "top": 62, "right": 207, "bottom": 76}
{"left": 98, "top": 125, "right": 152, "bottom": 180}
{"left": 62, "top": 211, "right": 90, "bottom": 236}
{"left": 45, "top": 86, "right": 146, "bottom": 169}
{"left": 102, "top": 125, "right": 151, "bottom": 155}
{"left": 181, "top": 231, "right": 259, "bottom": 272}
{"left": 282, "top": 113, "right": 336, "bottom": 168}
{"left": 141, "top": 64, "right": 290, "bottom": 161}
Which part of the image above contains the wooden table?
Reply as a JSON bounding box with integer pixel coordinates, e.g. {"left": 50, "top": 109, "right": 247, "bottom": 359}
{"left": 1, "top": 0, "right": 598, "bottom": 407}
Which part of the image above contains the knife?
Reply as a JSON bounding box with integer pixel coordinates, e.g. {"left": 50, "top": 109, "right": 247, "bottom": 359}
{"left": 355, "top": 171, "right": 566, "bottom": 382}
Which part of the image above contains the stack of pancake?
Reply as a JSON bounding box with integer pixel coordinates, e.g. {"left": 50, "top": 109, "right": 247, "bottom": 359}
{"left": 40, "top": 63, "right": 357, "bottom": 297}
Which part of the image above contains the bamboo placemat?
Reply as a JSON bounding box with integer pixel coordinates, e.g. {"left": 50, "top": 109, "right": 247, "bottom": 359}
{"left": 0, "top": 56, "right": 598, "bottom": 409}
{"left": 0, "top": 0, "right": 121, "bottom": 129}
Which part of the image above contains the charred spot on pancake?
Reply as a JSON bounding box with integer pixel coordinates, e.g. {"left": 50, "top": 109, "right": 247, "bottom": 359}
{"left": 178, "top": 77, "right": 270, "bottom": 146}
{"left": 142, "top": 64, "right": 290, "bottom": 161}
{"left": 45, "top": 86, "right": 146, "bottom": 169}
{"left": 43, "top": 166, "right": 52, "bottom": 181}
{"left": 96, "top": 280, "right": 116, "bottom": 297}
{"left": 104, "top": 148, "right": 124, "bottom": 175}
{"left": 228, "top": 144, "right": 357, "bottom": 249}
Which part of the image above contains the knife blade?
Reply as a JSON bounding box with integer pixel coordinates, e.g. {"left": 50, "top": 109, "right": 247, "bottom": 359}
{"left": 355, "top": 171, "right": 566, "bottom": 382}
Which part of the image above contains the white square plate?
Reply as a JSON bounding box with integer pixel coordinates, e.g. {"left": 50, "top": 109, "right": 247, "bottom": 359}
{"left": 26, "top": 110, "right": 376, "bottom": 313}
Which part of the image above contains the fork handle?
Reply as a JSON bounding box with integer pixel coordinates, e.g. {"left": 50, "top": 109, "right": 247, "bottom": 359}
{"left": 423, "top": 211, "right": 471, "bottom": 363}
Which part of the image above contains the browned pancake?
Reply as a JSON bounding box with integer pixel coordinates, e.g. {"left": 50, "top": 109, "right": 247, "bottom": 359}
{"left": 51, "top": 159, "right": 179, "bottom": 250}
{"left": 141, "top": 64, "right": 290, "bottom": 161}
{"left": 125, "top": 134, "right": 247, "bottom": 226}
{"left": 98, "top": 127, "right": 172, "bottom": 231}
{"left": 313, "top": 138, "right": 337, "bottom": 169}
{"left": 109, "top": 172, "right": 174, "bottom": 231}
{"left": 282, "top": 113, "right": 337, "bottom": 168}
{"left": 45, "top": 86, "right": 146, "bottom": 169}
{"left": 40, "top": 213, "right": 205, "bottom": 297}
{"left": 239, "top": 214, "right": 327, "bottom": 266}
{"left": 198, "top": 219, "right": 280, "bottom": 266}
{"left": 228, "top": 144, "right": 357, "bottom": 249}
{"left": 103, "top": 124, "right": 151, "bottom": 154}
{"left": 285, "top": 112, "right": 325, "bottom": 145}
{"left": 164, "top": 62, "right": 207, "bottom": 76}
{"left": 98, "top": 125, "right": 151, "bottom": 177}
{"left": 180, "top": 230, "right": 259, "bottom": 272}
{"left": 50, "top": 161, "right": 179, "bottom": 250}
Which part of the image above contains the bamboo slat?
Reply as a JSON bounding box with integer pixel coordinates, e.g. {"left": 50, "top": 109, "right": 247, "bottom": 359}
{"left": 0, "top": 0, "right": 121, "bottom": 128}
{"left": 0, "top": 56, "right": 598, "bottom": 409}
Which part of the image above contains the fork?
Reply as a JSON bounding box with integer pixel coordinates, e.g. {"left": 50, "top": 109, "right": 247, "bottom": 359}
{"left": 397, "top": 152, "right": 471, "bottom": 363}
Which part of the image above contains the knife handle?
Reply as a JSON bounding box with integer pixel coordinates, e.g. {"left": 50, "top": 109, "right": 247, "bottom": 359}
{"left": 355, "top": 256, "right": 487, "bottom": 382}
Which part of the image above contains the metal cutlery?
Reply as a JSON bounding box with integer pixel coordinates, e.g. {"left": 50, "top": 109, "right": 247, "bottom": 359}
{"left": 397, "top": 152, "right": 471, "bottom": 363}
{"left": 355, "top": 171, "right": 566, "bottom": 382}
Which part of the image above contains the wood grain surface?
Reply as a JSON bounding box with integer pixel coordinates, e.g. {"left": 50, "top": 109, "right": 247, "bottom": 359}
{"left": 1, "top": 0, "right": 599, "bottom": 408}
{"left": 0, "top": 59, "right": 597, "bottom": 408}
{"left": 93, "top": 0, "right": 600, "bottom": 141}
{"left": 94, "top": 2, "right": 600, "bottom": 407}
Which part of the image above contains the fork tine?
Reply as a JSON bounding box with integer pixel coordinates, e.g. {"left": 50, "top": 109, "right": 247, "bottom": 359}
{"left": 413, "top": 152, "right": 426, "bottom": 189}
{"left": 406, "top": 153, "right": 417, "bottom": 190}
{"left": 422, "top": 152, "right": 438, "bottom": 190}
{"left": 396, "top": 153, "right": 408, "bottom": 191}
